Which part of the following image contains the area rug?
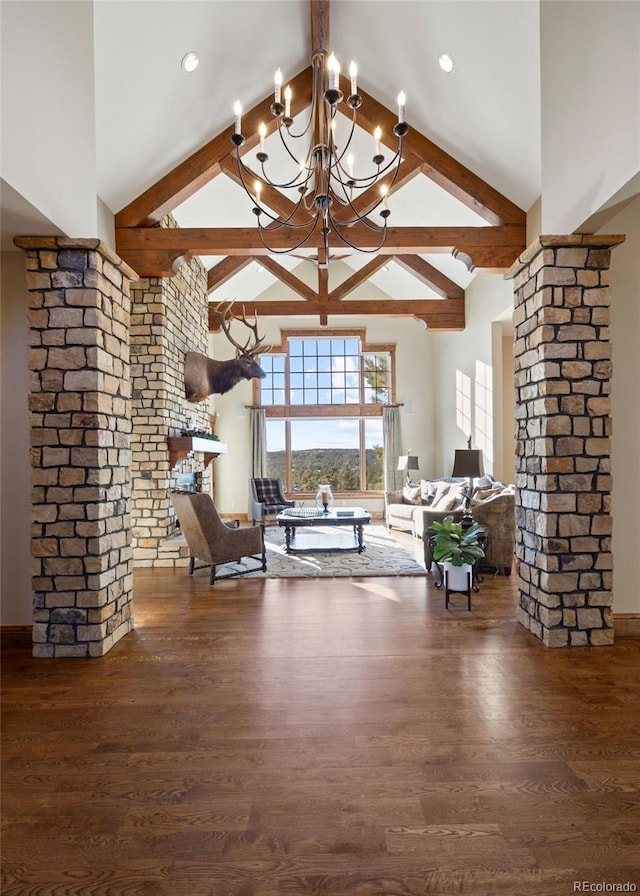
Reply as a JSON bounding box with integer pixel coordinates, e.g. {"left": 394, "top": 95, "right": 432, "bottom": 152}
{"left": 217, "top": 525, "right": 427, "bottom": 579}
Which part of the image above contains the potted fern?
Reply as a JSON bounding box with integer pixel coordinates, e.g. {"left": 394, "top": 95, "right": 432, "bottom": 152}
{"left": 430, "top": 515, "right": 485, "bottom": 591}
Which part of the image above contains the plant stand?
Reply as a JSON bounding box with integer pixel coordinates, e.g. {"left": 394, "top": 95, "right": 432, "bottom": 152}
{"left": 444, "top": 566, "right": 472, "bottom": 611}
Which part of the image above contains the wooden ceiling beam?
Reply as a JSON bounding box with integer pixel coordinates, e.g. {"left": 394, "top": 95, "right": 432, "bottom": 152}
{"left": 208, "top": 297, "right": 464, "bottom": 330}
{"left": 219, "top": 156, "right": 304, "bottom": 222}
{"left": 115, "top": 67, "right": 313, "bottom": 229}
{"left": 256, "top": 257, "right": 317, "bottom": 302}
{"left": 342, "top": 74, "right": 526, "bottom": 228}
{"left": 311, "top": 0, "right": 330, "bottom": 53}
{"left": 392, "top": 255, "right": 464, "bottom": 300}
{"left": 207, "top": 256, "right": 254, "bottom": 292}
{"left": 116, "top": 223, "right": 525, "bottom": 276}
{"left": 332, "top": 154, "right": 424, "bottom": 223}
{"left": 328, "top": 257, "right": 389, "bottom": 301}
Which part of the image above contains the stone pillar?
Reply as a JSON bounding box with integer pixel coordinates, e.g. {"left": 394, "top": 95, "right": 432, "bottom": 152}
{"left": 129, "top": 249, "right": 211, "bottom": 568}
{"left": 16, "top": 237, "right": 137, "bottom": 657}
{"left": 506, "top": 235, "right": 624, "bottom": 648}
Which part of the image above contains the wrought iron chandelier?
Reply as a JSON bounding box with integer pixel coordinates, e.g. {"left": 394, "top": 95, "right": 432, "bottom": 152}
{"left": 231, "top": 45, "right": 408, "bottom": 263}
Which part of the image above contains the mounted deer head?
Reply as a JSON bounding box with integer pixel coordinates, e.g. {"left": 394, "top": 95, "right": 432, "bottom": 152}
{"left": 184, "top": 303, "right": 267, "bottom": 402}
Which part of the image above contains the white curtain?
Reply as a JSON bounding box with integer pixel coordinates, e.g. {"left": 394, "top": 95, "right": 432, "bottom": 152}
{"left": 249, "top": 407, "right": 267, "bottom": 478}
{"left": 383, "top": 405, "right": 403, "bottom": 492}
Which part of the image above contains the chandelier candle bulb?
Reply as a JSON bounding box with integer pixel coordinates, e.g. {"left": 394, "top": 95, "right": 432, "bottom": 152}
{"left": 349, "top": 60, "right": 358, "bottom": 95}
{"left": 397, "top": 91, "right": 406, "bottom": 124}
{"left": 233, "top": 101, "right": 242, "bottom": 135}
{"left": 230, "top": 19, "right": 408, "bottom": 264}
{"left": 374, "top": 126, "right": 381, "bottom": 158}
{"left": 328, "top": 53, "right": 340, "bottom": 91}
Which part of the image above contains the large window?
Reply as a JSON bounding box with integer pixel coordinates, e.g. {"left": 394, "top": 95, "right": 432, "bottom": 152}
{"left": 257, "top": 331, "right": 394, "bottom": 494}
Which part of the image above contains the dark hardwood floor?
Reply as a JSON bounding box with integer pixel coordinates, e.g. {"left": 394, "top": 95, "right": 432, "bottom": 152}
{"left": 2, "top": 553, "right": 640, "bottom": 895}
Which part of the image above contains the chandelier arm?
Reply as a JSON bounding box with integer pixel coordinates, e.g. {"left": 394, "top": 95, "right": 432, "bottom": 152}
{"left": 276, "top": 119, "right": 311, "bottom": 170}
{"left": 256, "top": 217, "right": 319, "bottom": 255}
{"left": 257, "top": 154, "right": 313, "bottom": 192}
{"left": 235, "top": 149, "right": 314, "bottom": 229}
{"left": 329, "top": 112, "right": 358, "bottom": 172}
{"left": 328, "top": 210, "right": 389, "bottom": 254}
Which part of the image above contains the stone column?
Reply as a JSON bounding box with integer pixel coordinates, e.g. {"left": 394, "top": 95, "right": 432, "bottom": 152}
{"left": 129, "top": 249, "right": 211, "bottom": 568}
{"left": 15, "top": 237, "right": 138, "bottom": 657}
{"left": 506, "top": 235, "right": 624, "bottom": 647}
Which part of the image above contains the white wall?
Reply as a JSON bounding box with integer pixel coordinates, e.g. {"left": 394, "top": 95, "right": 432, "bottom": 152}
{"left": 209, "top": 315, "right": 436, "bottom": 517}
{"left": 540, "top": 0, "right": 640, "bottom": 233}
{"left": 1, "top": 0, "right": 100, "bottom": 238}
{"left": 0, "top": 253, "right": 33, "bottom": 625}
{"left": 430, "top": 273, "right": 515, "bottom": 483}
{"left": 606, "top": 196, "right": 640, "bottom": 614}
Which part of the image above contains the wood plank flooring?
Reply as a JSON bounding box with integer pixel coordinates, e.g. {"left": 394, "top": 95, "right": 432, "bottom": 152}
{"left": 2, "top": 551, "right": 640, "bottom": 895}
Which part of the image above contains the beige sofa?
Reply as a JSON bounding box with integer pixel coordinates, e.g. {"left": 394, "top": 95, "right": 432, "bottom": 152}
{"left": 385, "top": 478, "right": 468, "bottom": 536}
{"left": 386, "top": 478, "right": 516, "bottom": 574}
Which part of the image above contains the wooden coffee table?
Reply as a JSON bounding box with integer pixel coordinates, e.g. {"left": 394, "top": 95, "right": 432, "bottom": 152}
{"left": 276, "top": 507, "right": 372, "bottom": 554}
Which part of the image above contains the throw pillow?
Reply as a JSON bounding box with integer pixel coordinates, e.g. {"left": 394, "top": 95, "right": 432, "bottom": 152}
{"left": 438, "top": 487, "right": 465, "bottom": 512}
{"left": 430, "top": 480, "right": 453, "bottom": 509}
{"left": 403, "top": 484, "right": 422, "bottom": 505}
{"left": 420, "top": 479, "right": 433, "bottom": 503}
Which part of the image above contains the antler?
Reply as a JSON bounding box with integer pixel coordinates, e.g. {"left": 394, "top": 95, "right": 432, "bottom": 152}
{"left": 215, "top": 301, "right": 267, "bottom": 357}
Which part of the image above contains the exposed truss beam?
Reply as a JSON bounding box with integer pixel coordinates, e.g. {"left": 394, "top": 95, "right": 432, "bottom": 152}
{"left": 393, "top": 255, "right": 464, "bottom": 300}
{"left": 115, "top": 67, "right": 313, "bottom": 228}
{"left": 257, "top": 257, "right": 317, "bottom": 302}
{"left": 344, "top": 74, "right": 526, "bottom": 228}
{"left": 207, "top": 256, "right": 254, "bottom": 293}
{"left": 332, "top": 155, "right": 424, "bottom": 224}
{"left": 328, "top": 257, "right": 390, "bottom": 301}
{"left": 117, "top": 224, "right": 525, "bottom": 276}
{"left": 208, "top": 298, "right": 465, "bottom": 331}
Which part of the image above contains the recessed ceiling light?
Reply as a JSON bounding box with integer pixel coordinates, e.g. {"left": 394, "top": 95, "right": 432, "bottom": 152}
{"left": 438, "top": 53, "right": 455, "bottom": 74}
{"left": 181, "top": 51, "right": 199, "bottom": 73}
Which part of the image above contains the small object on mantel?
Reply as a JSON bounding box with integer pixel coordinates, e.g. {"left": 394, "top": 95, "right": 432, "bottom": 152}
{"left": 167, "top": 436, "right": 227, "bottom": 470}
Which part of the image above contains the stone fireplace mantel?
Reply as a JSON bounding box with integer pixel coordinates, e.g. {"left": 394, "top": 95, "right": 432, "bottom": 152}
{"left": 167, "top": 436, "right": 228, "bottom": 470}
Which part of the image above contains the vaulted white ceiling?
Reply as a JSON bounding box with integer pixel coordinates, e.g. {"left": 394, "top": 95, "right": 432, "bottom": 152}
{"left": 93, "top": 1, "right": 540, "bottom": 304}
{"left": 2, "top": 1, "right": 541, "bottom": 308}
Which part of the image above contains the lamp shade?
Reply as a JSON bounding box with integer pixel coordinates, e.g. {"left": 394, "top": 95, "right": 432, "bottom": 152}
{"left": 397, "top": 454, "right": 420, "bottom": 472}
{"left": 451, "top": 449, "right": 484, "bottom": 479}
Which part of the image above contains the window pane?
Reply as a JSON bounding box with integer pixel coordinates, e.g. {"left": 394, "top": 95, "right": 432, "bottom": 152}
{"left": 290, "top": 419, "right": 361, "bottom": 492}
{"left": 303, "top": 339, "right": 318, "bottom": 356}
{"left": 289, "top": 339, "right": 303, "bottom": 356}
{"left": 365, "top": 418, "right": 384, "bottom": 490}
{"left": 345, "top": 338, "right": 360, "bottom": 356}
{"left": 290, "top": 356, "right": 303, "bottom": 373}
{"left": 363, "top": 352, "right": 390, "bottom": 404}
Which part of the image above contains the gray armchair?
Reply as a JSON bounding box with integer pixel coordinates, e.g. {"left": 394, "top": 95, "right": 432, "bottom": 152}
{"left": 170, "top": 492, "right": 266, "bottom": 584}
{"left": 248, "top": 477, "right": 294, "bottom": 525}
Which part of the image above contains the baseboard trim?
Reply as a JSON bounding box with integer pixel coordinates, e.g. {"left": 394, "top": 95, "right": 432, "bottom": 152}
{"left": 614, "top": 614, "right": 640, "bottom": 637}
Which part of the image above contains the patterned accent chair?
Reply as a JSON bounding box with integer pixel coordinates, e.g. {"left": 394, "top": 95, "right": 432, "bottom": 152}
{"left": 171, "top": 492, "right": 266, "bottom": 584}
{"left": 248, "top": 478, "right": 295, "bottom": 525}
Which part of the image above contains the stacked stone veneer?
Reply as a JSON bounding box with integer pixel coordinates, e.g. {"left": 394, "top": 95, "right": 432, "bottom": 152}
{"left": 130, "top": 234, "right": 212, "bottom": 567}
{"left": 507, "top": 235, "right": 624, "bottom": 648}
{"left": 16, "top": 237, "right": 137, "bottom": 657}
